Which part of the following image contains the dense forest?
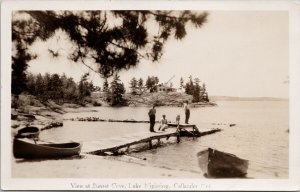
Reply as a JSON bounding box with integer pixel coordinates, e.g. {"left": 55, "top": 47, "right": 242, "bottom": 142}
{"left": 24, "top": 72, "right": 100, "bottom": 105}
{"left": 21, "top": 72, "right": 209, "bottom": 107}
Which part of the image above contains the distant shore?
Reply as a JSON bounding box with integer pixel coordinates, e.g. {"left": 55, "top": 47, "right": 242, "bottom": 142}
{"left": 210, "top": 95, "right": 288, "bottom": 102}
{"left": 11, "top": 93, "right": 216, "bottom": 132}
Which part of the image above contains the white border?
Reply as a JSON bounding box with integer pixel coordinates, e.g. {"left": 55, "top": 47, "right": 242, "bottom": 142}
{"left": 1, "top": 0, "right": 300, "bottom": 190}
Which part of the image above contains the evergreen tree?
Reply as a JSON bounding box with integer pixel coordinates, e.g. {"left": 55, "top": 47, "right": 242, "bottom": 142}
{"left": 154, "top": 77, "right": 159, "bottom": 85}
{"left": 138, "top": 78, "right": 144, "bottom": 93}
{"left": 64, "top": 77, "right": 79, "bottom": 102}
{"left": 194, "top": 77, "right": 200, "bottom": 85}
{"left": 185, "top": 82, "right": 190, "bottom": 94}
{"left": 180, "top": 77, "right": 184, "bottom": 89}
{"left": 129, "top": 77, "right": 138, "bottom": 95}
{"left": 146, "top": 76, "right": 153, "bottom": 92}
{"left": 192, "top": 83, "right": 201, "bottom": 102}
{"left": 11, "top": 45, "right": 32, "bottom": 95}
{"left": 202, "top": 83, "right": 206, "bottom": 92}
{"left": 78, "top": 73, "right": 94, "bottom": 100}
{"left": 103, "top": 78, "right": 109, "bottom": 92}
{"left": 110, "top": 73, "right": 125, "bottom": 106}
{"left": 185, "top": 76, "right": 194, "bottom": 95}
{"left": 26, "top": 73, "right": 36, "bottom": 95}
{"left": 35, "top": 73, "right": 45, "bottom": 98}
{"left": 48, "top": 73, "right": 64, "bottom": 102}
{"left": 146, "top": 76, "right": 159, "bottom": 92}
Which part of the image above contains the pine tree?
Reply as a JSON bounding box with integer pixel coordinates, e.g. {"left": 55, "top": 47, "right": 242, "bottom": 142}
{"left": 185, "top": 82, "right": 190, "bottom": 94}
{"left": 11, "top": 45, "right": 32, "bottom": 95}
{"left": 64, "top": 77, "right": 78, "bottom": 102}
{"left": 180, "top": 77, "right": 184, "bottom": 89}
{"left": 146, "top": 76, "right": 153, "bottom": 92}
{"left": 12, "top": 10, "right": 208, "bottom": 94}
{"left": 154, "top": 77, "right": 159, "bottom": 85}
{"left": 34, "top": 73, "right": 46, "bottom": 99}
{"left": 138, "top": 78, "right": 144, "bottom": 93}
{"left": 26, "top": 73, "right": 36, "bottom": 95}
{"left": 192, "top": 83, "right": 201, "bottom": 102}
{"left": 194, "top": 77, "right": 200, "bottom": 85}
{"left": 110, "top": 73, "right": 125, "bottom": 106}
{"left": 103, "top": 78, "right": 109, "bottom": 92}
{"left": 202, "top": 83, "right": 206, "bottom": 92}
{"left": 129, "top": 77, "right": 138, "bottom": 95}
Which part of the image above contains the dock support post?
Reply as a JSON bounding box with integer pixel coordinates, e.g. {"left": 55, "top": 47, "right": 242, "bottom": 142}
{"left": 192, "top": 126, "right": 196, "bottom": 140}
{"left": 157, "top": 138, "right": 161, "bottom": 146}
{"left": 177, "top": 134, "right": 180, "bottom": 143}
{"left": 149, "top": 140, "right": 152, "bottom": 149}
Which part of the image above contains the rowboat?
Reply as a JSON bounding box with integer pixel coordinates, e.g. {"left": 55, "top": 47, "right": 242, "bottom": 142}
{"left": 16, "top": 126, "right": 40, "bottom": 138}
{"left": 197, "top": 148, "right": 249, "bottom": 178}
{"left": 13, "top": 138, "right": 82, "bottom": 159}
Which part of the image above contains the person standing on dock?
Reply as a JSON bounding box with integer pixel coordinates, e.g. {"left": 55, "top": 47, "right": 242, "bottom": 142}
{"left": 148, "top": 105, "right": 156, "bottom": 132}
{"left": 184, "top": 101, "right": 190, "bottom": 124}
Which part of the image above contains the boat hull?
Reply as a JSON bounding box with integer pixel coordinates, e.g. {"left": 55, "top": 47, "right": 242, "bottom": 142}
{"left": 13, "top": 138, "right": 82, "bottom": 159}
{"left": 16, "top": 127, "right": 40, "bottom": 139}
{"left": 197, "top": 148, "right": 249, "bottom": 178}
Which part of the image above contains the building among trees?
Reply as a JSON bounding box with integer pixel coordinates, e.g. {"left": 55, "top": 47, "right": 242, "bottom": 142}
{"left": 157, "top": 84, "right": 176, "bottom": 92}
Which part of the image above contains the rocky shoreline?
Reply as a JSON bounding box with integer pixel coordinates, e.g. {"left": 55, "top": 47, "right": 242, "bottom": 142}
{"left": 11, "top": 93, "right": 217, "bottom": 132}
{"left": 123, "top": 92, "right": 217, "bottom": 107}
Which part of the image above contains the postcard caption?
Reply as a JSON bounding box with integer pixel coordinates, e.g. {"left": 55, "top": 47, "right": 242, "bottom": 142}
{"left": 70, "top": 181, "right": 211, "bottom": 190}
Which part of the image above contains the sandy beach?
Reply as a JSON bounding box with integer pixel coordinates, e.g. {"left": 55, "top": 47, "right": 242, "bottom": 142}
{"left": 12, "top": 154, "right": 203, "bottom": 178}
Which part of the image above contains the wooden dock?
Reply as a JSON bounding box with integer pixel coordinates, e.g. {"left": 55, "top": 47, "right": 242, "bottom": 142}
{"left": 84, "top": 130, "right": 180, "bottom": 155}
{"left": 83, "top": 124, "right": 221, "bottom": 156}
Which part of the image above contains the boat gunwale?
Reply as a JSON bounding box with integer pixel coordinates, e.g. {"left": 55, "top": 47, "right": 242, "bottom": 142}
{"left": 15, "top": 138, "right": 82, "bottom": 150}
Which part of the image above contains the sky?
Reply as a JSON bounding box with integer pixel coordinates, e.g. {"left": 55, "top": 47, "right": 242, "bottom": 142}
{"left": 27, "top": 11, "right": 289, "bottom": 98}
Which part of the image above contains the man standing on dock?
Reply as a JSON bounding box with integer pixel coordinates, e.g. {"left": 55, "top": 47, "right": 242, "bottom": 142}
{"left": 184, "top": 101, "right": 190, "bottom": 124}
{"left": 148, "top": 105, "right": 156, "bottom": 132}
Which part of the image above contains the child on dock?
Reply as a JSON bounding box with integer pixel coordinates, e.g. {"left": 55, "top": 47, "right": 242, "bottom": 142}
{"left": 176, "top": 114, "right": 180, "bottom": 125}
{"left": 158, "top": 115, "right": 168, "bottom": 131}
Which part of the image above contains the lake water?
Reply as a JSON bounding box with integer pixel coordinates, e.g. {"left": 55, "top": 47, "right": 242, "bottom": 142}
{"left": 40, "top": 101, "right": 289, "bottom": 179}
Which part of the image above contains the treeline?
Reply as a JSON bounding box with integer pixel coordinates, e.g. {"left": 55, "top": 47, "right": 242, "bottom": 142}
{"left": 25, "top": 72, "right": 100, "bottom": 105}
{"left": 129, "top": 76, "right": 159, "bottom": 94}
{"left": 180, "top": 76, "right": 209, "bottom": 102}
{"left": 102, "top": 73, "right": 126, "bottom": 106}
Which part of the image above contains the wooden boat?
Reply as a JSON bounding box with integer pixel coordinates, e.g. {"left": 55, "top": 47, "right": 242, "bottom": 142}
{"left": 16, "top": 126, "right": 40, "bottom": 138}
{"left": 13, "top": 138, "right": 82, "bottom": 159}
{"left": 197, "top": 148, "right": 249, "bottom": 178}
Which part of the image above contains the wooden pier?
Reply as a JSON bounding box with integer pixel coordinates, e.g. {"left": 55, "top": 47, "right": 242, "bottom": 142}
{"left": 83, "top": 124, "right": 221, "bottom": 156}
{"left": 85, "top": 130, "right": 180, "bottom": 155}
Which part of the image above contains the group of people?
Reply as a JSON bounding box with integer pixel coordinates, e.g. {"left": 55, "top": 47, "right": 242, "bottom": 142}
{"left": 148, "top": 100, "right": 190, "bottom": 132}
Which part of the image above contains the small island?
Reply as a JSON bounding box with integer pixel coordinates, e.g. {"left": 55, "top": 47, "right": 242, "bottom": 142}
{"left": 11, "top": 72, "right": 215, "bottom": 131}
